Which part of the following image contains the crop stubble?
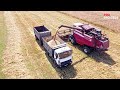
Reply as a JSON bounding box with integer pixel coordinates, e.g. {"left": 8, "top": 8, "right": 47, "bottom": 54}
{"left": 2, "top": 11, "right": 120, "bottom": 78}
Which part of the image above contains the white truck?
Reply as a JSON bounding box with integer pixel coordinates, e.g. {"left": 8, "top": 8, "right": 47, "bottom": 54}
{"left": 34, "top": 25, "right": 72, "bottom": 67}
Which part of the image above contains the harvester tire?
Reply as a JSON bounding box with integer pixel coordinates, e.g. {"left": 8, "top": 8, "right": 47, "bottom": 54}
{"left": 83, "top": 46, "right": 91, "bottom": 54}
{"left": 69, "top": 36, "right": 76, "bottom": 45}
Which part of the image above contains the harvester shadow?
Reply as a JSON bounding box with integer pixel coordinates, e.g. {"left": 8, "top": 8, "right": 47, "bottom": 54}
{"left": 89, "top": 51, "right": 116, "bottom": 65}
{"left": 68, "top": 43, "right": 116, "bottom": 66}
{"left": 36, "top": 40, "right": 77, "bottom": 79}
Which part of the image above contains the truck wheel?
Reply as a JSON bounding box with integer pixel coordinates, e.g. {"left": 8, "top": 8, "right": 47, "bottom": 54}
{"left": 35, "top": 35, "right": 38, "bottom": 40}
{"left": 70, "top": 36, "right": 76, "bottom": 45}
{"left": 47, "top": 52, "right": 50, "bottom": 56}
{"left": 83, "top": 46, "right": 91, "bottom": 54}
{"left": 39, "top": 40, "right": 43, "bottom": 46}
{"left": 54, "top": 61, "right": 60, "bottom": 68}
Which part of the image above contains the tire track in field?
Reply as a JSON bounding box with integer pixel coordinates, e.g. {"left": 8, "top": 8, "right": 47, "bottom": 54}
{"left": 2, "top": 11, "right": 33, "bottom": 79}
{"left": 14, "top": 11, "right": 60, "bottom": 79}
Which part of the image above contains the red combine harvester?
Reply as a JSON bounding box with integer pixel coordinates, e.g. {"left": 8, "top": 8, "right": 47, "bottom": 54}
{"left": 57, "top": 23, "right": 109, "bottom": 54}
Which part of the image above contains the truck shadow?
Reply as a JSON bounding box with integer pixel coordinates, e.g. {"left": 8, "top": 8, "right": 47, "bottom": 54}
{"left": 45, "top": 53, "right": 77, "bottom": 79}
{"left": 36, "top": 40, "right": 45, "bottom": 51}
{"left": 36, "top": 39, "right": 77, "bottom": 79}
{"left": 69, "top": 43, "right": 116, "bottom": 66}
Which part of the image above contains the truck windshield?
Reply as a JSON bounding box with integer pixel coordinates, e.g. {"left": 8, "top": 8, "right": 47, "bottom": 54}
{"left": 58, "top": 50, "right": 72, "bottom": 59}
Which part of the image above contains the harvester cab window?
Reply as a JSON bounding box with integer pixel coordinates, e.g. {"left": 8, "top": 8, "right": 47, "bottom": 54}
{"left": 97, "top": 30, "right": 101, "bottom": 35}
{"left": 96, "top": 29, "right": 102, "bottom": 37}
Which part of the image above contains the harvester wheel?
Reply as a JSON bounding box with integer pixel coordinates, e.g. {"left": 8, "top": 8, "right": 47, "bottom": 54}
{"left": 83, "top": 46, "right": 91, "bottom": 54}
{"left": 69, "top": 36, "right": 76, "bottom": 45}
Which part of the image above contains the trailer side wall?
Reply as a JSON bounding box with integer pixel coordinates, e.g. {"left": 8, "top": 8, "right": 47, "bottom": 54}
{"left": 42, "top": 38, "right": 54, "bottom": 58}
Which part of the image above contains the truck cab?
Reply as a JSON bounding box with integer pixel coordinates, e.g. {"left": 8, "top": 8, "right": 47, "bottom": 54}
{"left": 54, "top": 46, "right": 72, "bottom": 67}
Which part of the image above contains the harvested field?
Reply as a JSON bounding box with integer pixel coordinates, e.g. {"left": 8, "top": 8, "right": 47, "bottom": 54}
{"left": 0, "top": 11, "right": 120, "bottom": 79}
{"left": 0, "top": 12, "right": 7, "bottom": 78}
{"left": 61, "top": 11, "right": 120, "bottom": 33}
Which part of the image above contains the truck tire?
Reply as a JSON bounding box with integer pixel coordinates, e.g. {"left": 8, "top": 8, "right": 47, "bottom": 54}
{"left": 35, "top": 35, "right": 38, "bottom": 40}
{"left": 47, "top": 52, "right": 50, "bottom": 56}
{"left": 53, "top": 60, "right": 60, "bottom": 68}
{"left": 83, "top": 46, "right": 91, "bottom": 54}
{"left": 39, "top": 40, "right": 43, "bottom": 46}
{"left": 69, "top": 36, "right": 76, "bottom": 45}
